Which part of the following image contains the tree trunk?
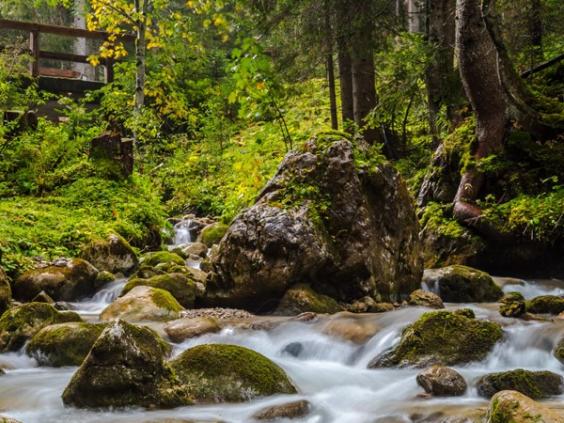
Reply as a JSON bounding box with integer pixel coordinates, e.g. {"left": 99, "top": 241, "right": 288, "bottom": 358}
{"left": 453, "top": 0, "right": 506, "bottom": 227}
{"left": 325, "top": 0, "right": 338, "bottom": 130}
{"left": 528, "top": 0, "right": 543, "bottom": 65}
{"left": 335, "top": 0, "right": 354, "bottom": 128}
{"left": 134, "top": 0, "right": 147, "bottom": 112}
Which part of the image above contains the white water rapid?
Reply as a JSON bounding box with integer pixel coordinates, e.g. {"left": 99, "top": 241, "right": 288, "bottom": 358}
{"left": 0, "top": 221, "right": 562, "bottom": 423}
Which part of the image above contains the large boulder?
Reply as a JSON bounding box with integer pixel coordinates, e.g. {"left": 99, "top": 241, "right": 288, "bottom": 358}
{"left": 0, "top": 267, "right": 11, "bottom": 314}
{"left": 526, "top": 295, "right": 564, "bottom": 315}
{"left": 368, "top": 309, "right": 503, "bottom": 367}
{"left": 477, "top": 369, "right": 563, "bottom": 399}
{"left": 275, "top": 284, "right": 343, "bottom": 315}
{"left": 198, "top": 223, "right": 229, "bottom": 247}
{"left": 14, "top": 259, "right": 99, "bottom": 302}
{"left": 26, "top": 322, "right": 106, "bottom": 366}
{"left": 100, "top": 285, "right": 183, "bottom": 322}
{"left": 486, "top": 390, "right": 564, "bottom": 423}
{"left": 122, "top": 273, "right": 197, "bottom": 308}
{"left": 80, "top": 234, "right": 138, "bottom": 274}
{"left": 169, "top": 344, "right": 297, "bottom": 403}
{"left": 422, "top": 265, "right": 502, "bottom": 303}
{"left": 62, "top": 320, "right": 187, "bottom": 409}
{"left": 204, "top": 138, "right": 422, "bottom": 311}
{"left": 0, "top": 302, "right": 82, "bottom": 352}
{"left": 416, "top": 365, "right": 467, "bottom": 396}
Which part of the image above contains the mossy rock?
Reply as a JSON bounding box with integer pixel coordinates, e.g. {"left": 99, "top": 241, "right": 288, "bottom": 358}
{"left": 140, "top": 251, "right": 185, "bottom": 268}
{"left": 122, "top": 273, "right": 196, "bottom": 308}
{"left": 499, "top": 292, "right": 526, "bottom": 318}
{"left": 555, "top": 338, "right": 564, "bottom": 364}
{"left": 422, "top": 265, "right": 503, "bottom": 303}
{"left": 275, "top": 284, "right": 343, "bottom": 315}
{"left": 407, "top": 289, "right": 444, "bottom": 309}
{"left": 0, "top": 268, "right": 11, "bottom": 315}
{"left": 80, "top": 234, "right": 138, "bottom": 274}
{"left": 62, "top": 320, "right": 188, "bottom": 409}
{"left": 0, "top": 302, "right": 82, "bottom": 352}
{"left": 477, "top": 369, "right": 563, "bottom": 399}
{"left": 14, "top": 258, "right": 99, "bottom": 302}
{"left": 486, "top": 390, "right": 563, "bottom": 423}
{"left": 368, "top": 309, "right": 503, "bottom": 368}
{"left": 0, "top": 417, "right": 22, "bottom": 423}
{"left": 525, "top": 295, "right": 564, "bottom": 315}
{"left": 169, "top": 344, "right": 297, "bottom": 403}
{"left": 199, "top": 223, "right": 229, "bottom": 247}
{"left": 100, "top": 285, "right": 184, "bottom": 322}
{"left": 27, "top": 322, "right": 106, "bottom": 366}
{"left": 96, "top": 271, "right": 116, "bottom": 284}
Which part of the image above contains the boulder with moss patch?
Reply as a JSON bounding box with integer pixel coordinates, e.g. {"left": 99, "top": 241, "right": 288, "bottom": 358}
{"left": 140, "top": 251, "right": 185, "bottom": 268}
{"left": 422, "top": 265, "right": 502, "bottom": 303}
{"left": 169, "top": 344, "right": 297, "bottom": 403}
{"left": 408, "top": 289, "right": 444, "bottom": 309}
{"left": 486, "top": 390, "right": 564, "bottom": 423}
{"left": 100, "top": 285, "right": 184, "bottom": 322}
{"left": 0, "top": 268, "right": 11, "bottom": 315}
{"left": 275, "top": 284, "right": 343, "bottom": 315}
{"left": 477, "top": 369, "right": 563, "bottom": 399}
{"left": 0, "top": 302, "right": 82, "bottom": 352}
{"left": 199, "top": 223, "right": 229, "bottom": 247}
{"left": 499, "top": 292, "right": 526, "bottom": 318}
{"left": 80, "top": 234, "right": 138, "bottom": 274}
{"left": 555, "top": 338, "right": 564, "bottom": 364}
{"left": 525, "top": 295, "right": 564, "bottom": 315}
{"left": 204, "top": 138, "right": 422, "bottom": 311}
{"left": 122, "top": 273, "right": 197, "bottom": 308}
{"left": 0, "top": 417, "right": 22, "bottom": 423}
{"left": 368, "top": 309, "right": 503, "bottom": 368}
{"left": 14, "top": 259, "right": 99, "bottom": 302}
{"left": 27, "top": 322, "right": 106, "bottom": 366}
{"left": 62, "top": 320, "right": 188, "bottom": 408}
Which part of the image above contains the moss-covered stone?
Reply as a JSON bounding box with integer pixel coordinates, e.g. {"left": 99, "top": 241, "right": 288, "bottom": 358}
{"left": 0, "top": 268, "right": 11, "bottom": 315}
{"left": 422, "top": 265, "right": 503, "bottom": 303}
{"left": 26, "top": 322, "right": 106, "bottom": 366}
{"left": 80, "top": 234, "right": 138, "bottom": 274}
{"left": 499, "top": 292, "right": 526, "bottom": 318}
{"left": 100, "top": 285, "right": 183, "bottom": 322}
{"left": 199, "top": 223, "right": 229, "bottom": 247}
{"left": 486, "top": 390, "right": 563, "bottom": 423}
{"left": 140, "top": 251, "right": 185, "bottom": 268}
{"left": 0, "top": 417, "right": 22, "bottom": 423}
{"left": 555, "top": 338, "right": 564, "bottom": 364}
{"left": 122, "top": 273, "right": 196, "bottom": 308}
{"left": 14, "top": 258, "right": 99, "bottom": 302}
{"left": 477, "top": 369, "right": 563, "bottom": 399}
{"left": 0, "top": 302, "right": 82, "bottom": 352}
{"left": 408, "top": 289, "right": 444, "bottom": 309}
{"left": 169, "top": 344, "right": 297, "bottom": 403}
{"left": 62, "top": 320, "right": 188, "bottom": 409}
{"left": 368, "top": 309, "right": 503, "bottom": 367}
{"left": 96, "top": 271, "right": 116, "bottom": 284}
{"left": 525, "top": 295, "right": 564, "bottom": 315}
{"left": 275, "top": 284, "right": 343, "bottom": 315}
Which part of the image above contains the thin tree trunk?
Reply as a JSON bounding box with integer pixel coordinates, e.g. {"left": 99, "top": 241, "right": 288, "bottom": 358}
{"left": 528, "top": 0, "right": 543, "bottom": 65}
{"left": 324, "top": 0, "right": 338, "bottom": 130}
{"left": 335, "top": 0, "right": 354, "bottom": 128}
{"left": 134, "top": 0, "right": 147, "bottom": 112}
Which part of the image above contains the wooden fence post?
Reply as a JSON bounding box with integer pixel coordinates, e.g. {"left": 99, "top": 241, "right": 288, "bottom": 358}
{"left": 29, "top": 30, "right": 40, "bottom": 77}
{"left": 105, "top": 58, "right": 114, "bottom": 83}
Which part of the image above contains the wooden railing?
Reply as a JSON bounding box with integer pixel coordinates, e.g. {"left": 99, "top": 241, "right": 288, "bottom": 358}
{"left": 0, "top": 18, "right": 134, "bottom": 87}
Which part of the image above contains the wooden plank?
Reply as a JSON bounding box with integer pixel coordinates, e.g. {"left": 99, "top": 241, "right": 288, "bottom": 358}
{"left": 39, "top": 67, "right": 81, "bottom": 78}
{"left": 38, "top": 76, "right": 104, "bottom": 93}
{"left": 0, "top": 18, "right": 135, "bottom": 42}
{"left": 40, "top": 50, "right": 90, "bottom": 63}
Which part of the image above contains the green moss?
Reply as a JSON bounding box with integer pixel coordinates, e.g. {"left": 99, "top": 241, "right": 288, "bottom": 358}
{"left": 276, "top": 284, "right": 342, "bottom": 315}
{"left": 26, "top": 322, "right": 106, "bottom": 366}
{"left": 199, "top": 223, "right": 229, "bottom": 247}
{"left": 370, "top": 309, "right": 503, "bottom": 367}
{"left": 477, "top": 369, "right": 563, "bottom": 399}
{"left": 123, "top": 273, "right": 196, "bottom": 308}
{"left": 554, "top": 338, "right": 564, "bottom": 364}
{"left": 499, "top": 292, "right": 526, "bottom": 318}
{"left": 150, "top": 287, "right": 184, "bottom": 313}
{"left": 525, "top": 295, "right": 564, "bottom": 315}
{"left": 170, "top": 344, "right": 297, "bottom": 403}
{"left": 0, "top": 271, "right": 11, "bottom": 315}
{"left": 0, "top": 302, "right": 82, "bottom": 352}
{"left": 140, "top": 251, "right": 185, "bottom": 267}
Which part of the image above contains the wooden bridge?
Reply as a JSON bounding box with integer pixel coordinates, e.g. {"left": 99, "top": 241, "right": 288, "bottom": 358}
{"left": 0, "top": 19, "right": 134, "bottom": 95}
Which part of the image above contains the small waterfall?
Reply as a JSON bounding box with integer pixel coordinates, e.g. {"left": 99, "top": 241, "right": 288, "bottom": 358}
{"left": 173, "top": 219, "right": 193, "bottom": 246}
{"left": 69, "top": 278, "right": 127, "bottom": 316}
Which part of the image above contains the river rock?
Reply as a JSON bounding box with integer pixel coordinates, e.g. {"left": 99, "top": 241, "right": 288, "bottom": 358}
{"left": 368, "top": 309, "right": 503, "bottom": 367}
{"left": 183, "top": 242, "right": 208, "bottom": 258}
{"left": 0, "top": 268, "right": 11, "bottom": 314}
{"left": 80, "top": 234, "right": 138, "bottom": 274}
{"left": 204, "top": 138, "right": 422, "bottom": 311}
{"left": 416, "top": 366, "right": 467, "bottom": 396}
{"left": 14, "top": 258, "right": 99, "bottom": 302}
{"left": 422, "top": 265, "right": 502, "bottom": 303}
{"left": 555, "top": 338, "right": 564, "bottom": 363}
{"left": 164, "top": 317, "right": 221, "bottom": 343}
{"left": 252, "top": 400, "right": 311, "bottom": 420}
{"left": 62, "top": 320, "right": 187, "bottom": 408}
{"left": 122, "top": 273, "right": 197, "bottom": 308}
{"left": 348, "top": 297, "right": 395, "bottom": 313}
{"left": 0, "top": 417, "right": 23, "bottom": 423}
{"left": 486, "top": 390, "right": 564, "bottom": 423}
{"left": 526, "top": 295, "right": 564, "bottom": 315}
{"left": 408, "top": 289, "right": 444, "bottom": 309}
{"left": 31, "top": 290, "right": 54, "bottom": 304}
{"left": 0, "top": 302, "right": 82, "bottom": 352}
{"left": 275, "top": 284, "right": 343, "bottom": 315}
{"left": 198, "top": 223, "right": 229, "bottom": 247}
{"left": 26, "top": 322, "right": 106, "bottom": 366}
{"left": 169, "top": 344, "right": 297, "bottom": 403}
{"left": 100, "top": 285, "right": 184, "bottom": 322}
{"left": 322, "top": 316, "right": 380, "bottom": 344}
{"left": 140, "top": 251, "right": 185, "bottom": 268}
{"left": 477, "top": 369, "right": 564, "bottom": 399}
{"left": 499, "top": 292, "right": 526, "bottom": 318}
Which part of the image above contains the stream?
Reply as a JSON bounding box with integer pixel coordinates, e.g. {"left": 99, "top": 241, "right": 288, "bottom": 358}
{"left": 0, "top": 221, "right": 562, "bottom": 423}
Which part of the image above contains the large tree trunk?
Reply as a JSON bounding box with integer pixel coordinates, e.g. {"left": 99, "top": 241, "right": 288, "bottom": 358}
{"left": 335, "top": 0, "right": 354, "bottom": 128}
{"left": 453, "top": 0, "right": 506, "bottom": 228}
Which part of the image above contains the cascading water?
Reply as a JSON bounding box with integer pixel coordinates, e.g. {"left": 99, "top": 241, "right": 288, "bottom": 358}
{"left": 0, "top": 222, "right": 562, "bottom": 422}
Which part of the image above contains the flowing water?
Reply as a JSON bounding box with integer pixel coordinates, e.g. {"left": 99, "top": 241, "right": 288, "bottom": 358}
{"left": 1, "top": 221, "right": 562, "bottom": 422}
